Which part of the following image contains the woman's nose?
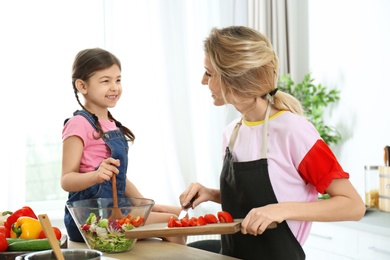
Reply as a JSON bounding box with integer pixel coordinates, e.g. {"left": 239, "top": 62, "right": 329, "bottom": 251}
{"left": 201, "top": 74, "right": 207, "bottom": 85}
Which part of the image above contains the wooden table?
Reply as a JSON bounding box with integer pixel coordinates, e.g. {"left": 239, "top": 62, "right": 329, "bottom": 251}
{"left": 68, "top": 239, "right": 239, "bottom": 260}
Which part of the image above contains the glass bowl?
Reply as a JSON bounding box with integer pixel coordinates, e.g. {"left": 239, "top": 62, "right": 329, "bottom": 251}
{"left": 66, "top": 197, "right": 155, "bottom": 253}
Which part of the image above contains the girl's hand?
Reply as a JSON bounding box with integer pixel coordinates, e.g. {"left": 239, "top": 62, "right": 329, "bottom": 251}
{"left": 241, "top": 204, "right": 282, "bottom": 236}
{"left": 179, "top": 182, "right": 212, "bottom": 209}
{"left": 95, "top": 158, "right": 120, "bottom": 183}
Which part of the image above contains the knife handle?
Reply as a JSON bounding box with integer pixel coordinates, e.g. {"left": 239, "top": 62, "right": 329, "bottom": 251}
{"left": 184, "top": 196, "right": 197, "bottom": 209}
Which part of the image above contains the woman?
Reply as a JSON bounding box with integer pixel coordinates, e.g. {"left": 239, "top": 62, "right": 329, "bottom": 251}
{"left": 180, "top": 26, "right": 365, "bottom": 259}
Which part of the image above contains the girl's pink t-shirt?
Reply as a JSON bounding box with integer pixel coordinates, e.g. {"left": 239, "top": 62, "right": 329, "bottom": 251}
{"left": 62, "top": 115, "right": 118, "bottom": 173}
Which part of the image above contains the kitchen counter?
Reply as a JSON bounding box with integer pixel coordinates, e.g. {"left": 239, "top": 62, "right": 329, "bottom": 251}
{"left": 331, "top": 208, "right": 390, "bottom": 236}
{"left": 68, "top": 239, "right": 239, "bottom": 260}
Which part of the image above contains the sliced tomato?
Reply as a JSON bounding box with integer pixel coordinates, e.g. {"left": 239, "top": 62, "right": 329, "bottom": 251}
{"left": 168, "top": 216, "right": 183, "bottom": 228}
{"left": 188, "top": 217, "right": 198, "bottom": 226}
{"left": 168, "top": 216, "right": 176, "bottom": 228}
{"left": 217, "top": 211, "right": 234, "bottom": 223}
{"left": 38, "top": 227, "right": 62, "bottom": 240}
{"left": 204, "top": 213, "right": 218, "bottom": 224}
{"left": 174, "top": 220, "right": 183, "bottom": 227}
{"left": 180, "top": 217, "right": 190, "bottom": 227}
{"left": 197, "top": 216, "right": 207, "bottom": 226}
{"left": 131, "top": 216, "right": 145, "bottom": 227}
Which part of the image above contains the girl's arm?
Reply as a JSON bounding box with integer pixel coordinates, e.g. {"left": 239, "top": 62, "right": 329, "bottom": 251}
{"left": 61, "top": 136, "right": 119, "bottom": 192}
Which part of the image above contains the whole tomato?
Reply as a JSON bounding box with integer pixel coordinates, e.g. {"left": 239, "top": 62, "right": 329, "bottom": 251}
{"left": 38, "top": 227, "right": 62, "bottom": 240}
{"left": 0, "top": 226, "right": 10, "bottom": 238}
{"left": 0, "top": 234, "right": 8, "bottom": 252}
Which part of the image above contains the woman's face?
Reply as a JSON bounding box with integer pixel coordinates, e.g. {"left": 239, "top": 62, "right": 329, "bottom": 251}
{"left": 201, "top": 56, "right": 226, "bottom": 106}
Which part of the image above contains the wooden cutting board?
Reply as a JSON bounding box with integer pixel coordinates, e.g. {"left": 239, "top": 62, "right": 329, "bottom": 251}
{"left": 125, "top": 219, "right": 242, "bottom": 239}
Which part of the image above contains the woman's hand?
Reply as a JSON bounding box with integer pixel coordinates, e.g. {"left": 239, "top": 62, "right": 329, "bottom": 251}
{"left": 179, "top": 182, "right": 220, "bottom": 209}
{"left": 241, "top": 204, "right": 282, "bottom": 235}
{"left": 95, "top": 157, "right": 120, "bottom": 183}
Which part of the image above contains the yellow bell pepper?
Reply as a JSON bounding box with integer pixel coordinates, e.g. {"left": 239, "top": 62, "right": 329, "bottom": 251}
{"left": 10, "top": 216, "right": 42, "bottom": 239}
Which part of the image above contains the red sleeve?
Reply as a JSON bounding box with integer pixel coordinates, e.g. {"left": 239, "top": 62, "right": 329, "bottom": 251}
{"left": 298, "top": 139, "right": 349, "bottom": 194}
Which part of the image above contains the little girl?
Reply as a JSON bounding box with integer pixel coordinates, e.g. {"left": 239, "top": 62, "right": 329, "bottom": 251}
{"left": 62, "top": 48, "right": 185, "bottom": 244}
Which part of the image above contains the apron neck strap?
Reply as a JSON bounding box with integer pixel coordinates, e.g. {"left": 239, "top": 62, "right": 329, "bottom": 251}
{"left": 261, "top": 100, "right": 272, "bottom": 158}
{"left": 228, "top": 101, "right": 272, "bottom": 159}
{"left": 228, "top": 119, "right": 242, "bottom": 152}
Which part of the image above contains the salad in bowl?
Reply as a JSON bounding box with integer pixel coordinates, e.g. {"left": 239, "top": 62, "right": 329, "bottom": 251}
{"left": 67, "top": 197, "right": 154, "bottom": 253}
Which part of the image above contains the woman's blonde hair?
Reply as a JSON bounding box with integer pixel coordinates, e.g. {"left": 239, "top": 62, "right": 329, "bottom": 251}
{"left": 204, "top": 26, "right": 303, "bottom": 115}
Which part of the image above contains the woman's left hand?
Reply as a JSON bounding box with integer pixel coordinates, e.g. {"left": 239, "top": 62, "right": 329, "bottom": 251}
{"left": 241, "top": 204, "right": 282, "bottom": 235}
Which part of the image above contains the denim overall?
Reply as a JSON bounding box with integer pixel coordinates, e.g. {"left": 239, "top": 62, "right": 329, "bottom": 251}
{"left": 64, "top": 110, "right": 128, "bottom": 242}
{"left": 220, "top": 101, "right": 305, "bottom": 259}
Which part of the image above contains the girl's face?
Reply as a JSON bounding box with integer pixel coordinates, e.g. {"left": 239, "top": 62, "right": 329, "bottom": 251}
{"left": 201, "top": 56, "right": 226, "bottom": 106}
{"left": 83, "top": 64, "right": 122, "bottom": 113}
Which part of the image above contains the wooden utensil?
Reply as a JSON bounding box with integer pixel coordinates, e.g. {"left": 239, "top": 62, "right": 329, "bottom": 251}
{"left": 111, "top": 174, "right": 123, "bottom": 219}
{"left": 125, "top": 219, "right": 277, "bottom": 239}
{"left": 125, "top": 219, "right": 243, "bottom": 239}
{"left": 38, "top": 214, "right": 64, "bottom": 260}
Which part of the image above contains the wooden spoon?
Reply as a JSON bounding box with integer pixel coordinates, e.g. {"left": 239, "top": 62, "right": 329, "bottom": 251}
{"left": 38, "top": 214, "right": 64, "bottom": 260}
{"left": 111, "top": 174, "right": 123, "bottom": 219}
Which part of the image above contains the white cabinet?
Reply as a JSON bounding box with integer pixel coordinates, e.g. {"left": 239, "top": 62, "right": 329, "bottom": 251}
{"left": 357, "top": 231, "right": 390, "bottom": 260}
{"left": 303, "top": 210, "right": 390, "bottom": 260}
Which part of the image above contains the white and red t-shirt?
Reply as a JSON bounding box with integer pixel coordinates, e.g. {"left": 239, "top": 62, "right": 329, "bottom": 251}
{"left": 221, "top": 110, "right": 349, "bottom": 244}
{"left": 62, "top": 115, "right": 118, "bottom": 173}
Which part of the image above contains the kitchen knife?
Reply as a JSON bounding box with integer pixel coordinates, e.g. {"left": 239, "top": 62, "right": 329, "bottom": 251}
{"left": 178, "top": 197, "right": 196, "bottom": 219}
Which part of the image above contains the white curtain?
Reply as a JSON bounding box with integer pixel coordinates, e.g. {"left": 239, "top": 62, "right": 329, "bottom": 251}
{"left": 247, "top": 0, "right": 309, "bottom": 79}
{"left": 108, "top": 0, "right": 244, "bottom": 216}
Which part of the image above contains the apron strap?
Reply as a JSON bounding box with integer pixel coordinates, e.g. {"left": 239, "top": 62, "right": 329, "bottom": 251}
{"left": 228, "top": 100, "right": 272, "bottom": 159}
{"left": 261, "top": 100, "right": 272, "bottom": 158}
{"left": 227, "top": 119, "right": 242, "bottom": 152}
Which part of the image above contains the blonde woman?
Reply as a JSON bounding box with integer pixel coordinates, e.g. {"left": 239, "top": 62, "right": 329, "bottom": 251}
{"left": 180, "top": 26, "right": 365, "bottom": 259}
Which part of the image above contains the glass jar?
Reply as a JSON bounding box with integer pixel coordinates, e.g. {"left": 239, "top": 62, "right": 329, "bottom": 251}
{"left": 364, "top": 165, "right": 379, "bottom": 208}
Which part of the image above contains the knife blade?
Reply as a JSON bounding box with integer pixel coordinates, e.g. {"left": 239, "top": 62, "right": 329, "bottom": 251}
{"left": 178, "top": 197, "right": 196, "bottom": 219}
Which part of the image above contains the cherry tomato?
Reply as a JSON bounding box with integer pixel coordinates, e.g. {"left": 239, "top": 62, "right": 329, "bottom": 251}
{"left": 180, "top": 217, "right": 190, "bottom": 227}
{"left": 168, "top": 217, "right": 176, "bottom": 228}
{"left": 197, "top": 216, "right": 207, "bottom": 226}
{"left": 204, "top": 213, "right": 218, "bottom": 224}
{"left": 0, "top": 226, "right": 10, "bottom": 238}
{"left": 188, "top": 217, "right": 198, "bottom": 226}
{"left": 217, "top": 211, "right": 234, "bottom": 223}
{"left": 174, "top": 220, "right": 183, "bottom": 227}
{"left": 38, "top": 227, "right": 62, "bottom": 240}
{"left": 131, "top": 216, "right": 145, "bottom": 227}
{"left": 81, "top": 224, "right": 90, "bottom": 231}
{"left": 0, "top": 234, "right": 8, "bottom": 252}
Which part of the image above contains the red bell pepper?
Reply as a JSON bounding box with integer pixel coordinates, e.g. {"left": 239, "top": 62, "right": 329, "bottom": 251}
{"left": 3, "top": 206, "right": 38, "bottom": 230}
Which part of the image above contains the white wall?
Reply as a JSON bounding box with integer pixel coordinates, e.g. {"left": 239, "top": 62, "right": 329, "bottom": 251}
{"left": 308, "top": 0, "right": 390, "bottom": 198}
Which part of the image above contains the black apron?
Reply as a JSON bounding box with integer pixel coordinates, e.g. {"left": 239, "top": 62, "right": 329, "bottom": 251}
{"left": 220, "top": 101, "right": 305, "bottom": 260}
